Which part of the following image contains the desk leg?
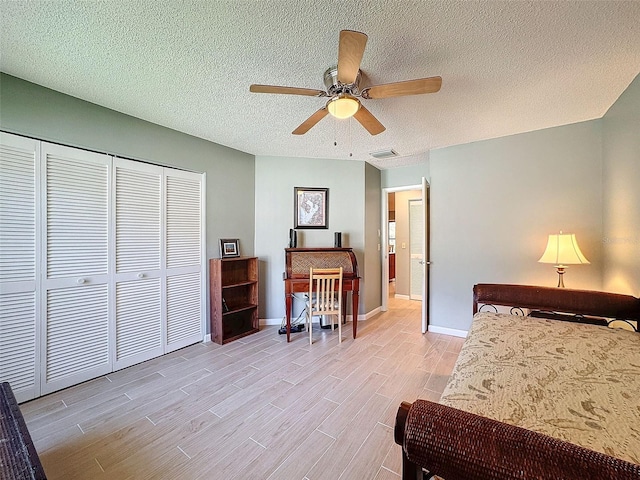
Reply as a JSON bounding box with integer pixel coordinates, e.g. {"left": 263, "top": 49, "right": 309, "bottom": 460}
{"left": 352, "top": 291, "right": 359, "bottom": 339}
{"left": 342, "top": 294, "right": 347, "bottom": 324}
{"left": 285, "top": 293, "right": 293, "bottom": 342}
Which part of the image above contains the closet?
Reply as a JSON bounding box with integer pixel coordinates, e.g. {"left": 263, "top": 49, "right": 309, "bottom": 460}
{"left": 0, "top": 132, "right": 205, "bottom": 402}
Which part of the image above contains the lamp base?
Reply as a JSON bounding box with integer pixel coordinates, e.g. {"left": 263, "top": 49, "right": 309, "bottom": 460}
{"left": 555, "top": 266, "right": 566, "bottom": 288}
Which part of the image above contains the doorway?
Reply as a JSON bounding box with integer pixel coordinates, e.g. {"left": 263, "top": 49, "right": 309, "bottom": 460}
{"left": 381, "top": 180, "right": 430, "bottom": 332}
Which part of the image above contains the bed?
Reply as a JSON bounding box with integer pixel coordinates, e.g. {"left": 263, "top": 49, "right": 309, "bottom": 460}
{"left": 394, "top": 283, "right": 640, "bottom": 479}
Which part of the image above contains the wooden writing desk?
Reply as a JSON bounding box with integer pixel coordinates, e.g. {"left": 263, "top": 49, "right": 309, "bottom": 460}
{"left": 283, "top": 248, "right": 360, "bottom": 342}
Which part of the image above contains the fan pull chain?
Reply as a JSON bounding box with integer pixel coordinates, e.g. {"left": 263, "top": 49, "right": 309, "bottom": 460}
{"left": 334, "top": 116, "right": 337, "bottom": 147}
{"left": 349, "top": 117, "right": 353, "bottom": 157}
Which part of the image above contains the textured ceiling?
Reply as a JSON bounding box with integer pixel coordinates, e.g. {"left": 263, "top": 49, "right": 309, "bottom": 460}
{"left": 1, "top": 1, "right": 639, "bottom": 169}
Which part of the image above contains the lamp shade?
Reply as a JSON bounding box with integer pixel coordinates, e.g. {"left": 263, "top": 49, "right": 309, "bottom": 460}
{"left": 538, "top": 233, "right": 590, "bottom": 266}
{"left": 327, "top": 94, "right": 360, "bottom": 119}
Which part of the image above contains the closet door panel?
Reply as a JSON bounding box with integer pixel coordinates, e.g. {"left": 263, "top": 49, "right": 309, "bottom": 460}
{"left": 165, "top": 170, "right": 204, "bottom": 351}
{"left": 45, "top": 284, "right": 109, "bottom": 386}
{"left": 115, "top": 278, "right": 162, "bottom": 368}
{"left": 166, "top": 272, "right": 201, "bottom": 350}
{"left": 113, "top": 159, "right": 163, "bottom": 369}
{"left": 0, "top": 292, "right": 37, "bottom": 402}
{"left": 45, "top": 154, "right": 109, "bottom": 280}
{"left": 115, "top": 160, "right": 162, "bottom": 273}
{"left": 0, "top": 133, "right": 40, "bottom": 402}
{"left": 41, "top": 143, "right": 111, "bottom": 394}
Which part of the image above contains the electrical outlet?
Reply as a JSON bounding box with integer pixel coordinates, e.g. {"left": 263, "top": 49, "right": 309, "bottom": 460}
{"left": 402, "top": 242, "right": 406, "bottom": 249}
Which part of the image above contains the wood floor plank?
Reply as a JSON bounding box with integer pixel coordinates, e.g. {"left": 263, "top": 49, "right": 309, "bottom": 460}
{"left": 270, "top": 369, "right": 342, "bottom": 411}
{"left": 78, "top": 388, "right": 188, "bottom": 434}
{"left": 241, "top": 399, "right": 340, "bottom": 479}
{"left": 375, "top": 352, "right": 424, "bottom": 397}
{"left": 194, "top": 438, "right": 266, "bottom": 480}
{"left": 306, "top": 393, "right": 393, "bottom": 480}
{"left": 424, "top": 350, "right": 460, "bottom": 394}
{"left": 178, "top": 402, "right": 282, "bottom": 459}
{"left": 250, "top": 376, "right": 342, "bottom": 449}
{"left": 378, "top": 367, "right": 434, "bottom": 428}
{"left": 374, "top": 466, "right": 402, "bottom": 479}
{"left": 318, "top": 372, "right": 389, "bottom": 438}
{"left": 265, "top": 429, "right": 334, "bottom": 480}
{"left": 28, "top": 392, "right": 131, "bottom": 435}
{"left": 337, "top": 422, "right": 395, "bottom": 480}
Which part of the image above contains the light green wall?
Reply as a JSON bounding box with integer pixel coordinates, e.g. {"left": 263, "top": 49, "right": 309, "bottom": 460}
{"left": 254, "top": 155, "right": 370, "bottom": 321}
{"left": 602, "top": 73, "right": 640, "bottom": 296}
{"left": 0, "top": 73, "right": 256, "bottom": 261}
{"left": 364, "top": 163, "right": 382, "bottom": 313}
{"left": 381, "top": 161, "right": 429, "bottom": 189}
{"left": 429, "top": 121, "right": 604, "bottom": 331}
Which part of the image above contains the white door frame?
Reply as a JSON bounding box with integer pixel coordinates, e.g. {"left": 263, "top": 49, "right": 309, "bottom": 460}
{"left": 381, "top": 182, "right": 426, "bottom": 315}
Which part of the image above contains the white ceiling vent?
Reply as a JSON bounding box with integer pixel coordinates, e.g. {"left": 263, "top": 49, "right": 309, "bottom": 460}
{"left": 369, "top": 149, "right": 399, "bottom": 159}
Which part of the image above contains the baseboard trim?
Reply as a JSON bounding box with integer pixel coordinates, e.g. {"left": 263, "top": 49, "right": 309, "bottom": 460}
{"left": 261, "top": 318, "right": 285, "bottom": 326}
{"left": 363, "top": 306, "right": 381, "bottom": 320}
{"left": 394, "top": 294, "right": 410, "bottom": 300}
{"left": 427, "top": 325, "right": 468, "bottom": 338}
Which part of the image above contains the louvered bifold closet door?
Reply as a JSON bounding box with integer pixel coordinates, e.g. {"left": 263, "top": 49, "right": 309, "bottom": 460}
{"left": 164, "top": 169, "right": 204, "bottom": 351}
{"left": 41, "top": 143, "right": 111, "bottom": 395}
{"left": 0, "top": 133, "right": 40, "bottom": 402}
{"left": 113, "top": 158, "right": 163, "bottom": 370}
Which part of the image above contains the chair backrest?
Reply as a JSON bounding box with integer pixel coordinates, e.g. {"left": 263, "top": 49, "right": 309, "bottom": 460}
{"left": 308, "top": 267, "right": 343, "bottom": 315}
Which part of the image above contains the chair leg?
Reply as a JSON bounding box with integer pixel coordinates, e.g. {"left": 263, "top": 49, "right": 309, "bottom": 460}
{"left": 337, "top": 312, "right": 342, "bottom": 343}
{"left": 309, "top": 313, "right": 313, "bottom": 345}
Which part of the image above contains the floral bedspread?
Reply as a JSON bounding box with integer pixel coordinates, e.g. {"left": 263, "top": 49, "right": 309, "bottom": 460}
{"left": 439, "top": 311, "right": 640, "bottom": 464}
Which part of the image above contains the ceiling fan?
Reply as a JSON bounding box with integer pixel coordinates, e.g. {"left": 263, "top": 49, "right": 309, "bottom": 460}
{"left": 249, "top": 30, "right": 442, "bottom": 136}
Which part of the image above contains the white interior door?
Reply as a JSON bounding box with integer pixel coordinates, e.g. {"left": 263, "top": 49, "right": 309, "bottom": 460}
{"left": 41, "top": 142, "right": 112, "bottom": 394}
{"left": 421, "top": 177, "right": 429, "bottom": 333}
{"left": 0, "top": 133, "right": 40, "bottom": 402}
{"left": 113, "top": 158, "right": 164, "bottom": 370}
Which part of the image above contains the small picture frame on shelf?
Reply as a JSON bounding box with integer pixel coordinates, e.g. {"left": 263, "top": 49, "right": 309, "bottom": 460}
{"left": 219, "top": 238, "right": 240, "bottom": 258}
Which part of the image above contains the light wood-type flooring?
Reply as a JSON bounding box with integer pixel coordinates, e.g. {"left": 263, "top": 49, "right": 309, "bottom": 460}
{"left": 20, "top": 293, "right": 464, "bottom": 479}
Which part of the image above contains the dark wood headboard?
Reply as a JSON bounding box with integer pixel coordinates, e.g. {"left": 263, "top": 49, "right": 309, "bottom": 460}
{"left": 473, "top": 283, "right": 640, "bottom": 322}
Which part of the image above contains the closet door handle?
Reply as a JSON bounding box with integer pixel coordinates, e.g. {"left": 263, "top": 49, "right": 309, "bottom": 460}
{"left": 137, "top": 273, "right": 145, "bottom": 279}
{"left": 77, "top": 278, "right": 86, "bottom": 284}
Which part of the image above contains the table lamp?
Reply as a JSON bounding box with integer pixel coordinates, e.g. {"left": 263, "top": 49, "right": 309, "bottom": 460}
{"left": 538, "top": 232, "right": 590, "bottom": 287}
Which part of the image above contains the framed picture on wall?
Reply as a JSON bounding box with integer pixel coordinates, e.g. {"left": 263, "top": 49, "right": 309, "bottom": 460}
{"left": 294, "top": 187, "right": 328, "bottom": 229}
{"left": 219, "top": 238, "right": 240, "bottom": 258}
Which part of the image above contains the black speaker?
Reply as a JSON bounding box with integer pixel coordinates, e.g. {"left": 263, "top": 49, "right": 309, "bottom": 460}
{"left": 289, "top": 229, "right": 297, "bottom": 248}
{"left": 334, "top": 232, "right": 342, "bottom": 248}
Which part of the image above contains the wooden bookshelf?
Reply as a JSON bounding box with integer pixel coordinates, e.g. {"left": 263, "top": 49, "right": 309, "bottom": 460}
{"left": 209, "top": 257, "right": 259, "bottom": 344}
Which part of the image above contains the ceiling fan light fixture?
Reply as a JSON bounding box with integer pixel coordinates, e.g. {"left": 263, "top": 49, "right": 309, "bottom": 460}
{"left": 327, "top": 94, "right": 360, "bottom": 119}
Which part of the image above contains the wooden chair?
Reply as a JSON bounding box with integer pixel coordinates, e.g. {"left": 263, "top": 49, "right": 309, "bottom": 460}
{"left": 306, "top": 267, "right": 343, "bottom": 345}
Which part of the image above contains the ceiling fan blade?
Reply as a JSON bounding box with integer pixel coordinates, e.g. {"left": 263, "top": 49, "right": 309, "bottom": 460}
{"left": 337, "top": 30, "right": 368, "bottom": 85}
{"left": 353, "top": 104, "right": 385, "bottom": 135}
{"left": 292, "top": 107, "right": 329, "bottom": 135}
{"left": 250, "top": 84, "right": 327, "bottom": 97}
{"left": 361, "top": 76, "right": 442, "bottom": 99}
